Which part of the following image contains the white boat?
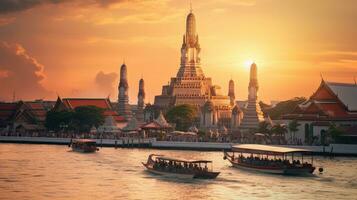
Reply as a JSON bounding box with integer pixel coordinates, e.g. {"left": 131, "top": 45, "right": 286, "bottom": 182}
{"left": 224, "top": 144, "right": 316, "bottom": 175}
{"left": 142, "top": 154, "right": 220, "bottom": 179}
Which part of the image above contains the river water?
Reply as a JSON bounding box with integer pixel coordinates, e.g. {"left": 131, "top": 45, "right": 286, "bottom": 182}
{"left": 0, "top": 144, "right": 356, "bottom": 200}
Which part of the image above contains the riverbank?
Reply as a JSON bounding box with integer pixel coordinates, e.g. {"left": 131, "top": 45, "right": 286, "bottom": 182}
{"left": 1, "top": 136, "right": 357, "bottom": 156}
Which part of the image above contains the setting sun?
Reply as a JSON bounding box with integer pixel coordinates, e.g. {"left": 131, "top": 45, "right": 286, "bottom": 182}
{"left": 243, "top": 60, "right": 255, "bottom": 69}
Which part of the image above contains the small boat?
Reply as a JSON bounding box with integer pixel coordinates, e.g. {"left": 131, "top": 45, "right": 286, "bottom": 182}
{"left": 70, "top": 139, "right": 99, "bottom": 153}
{"left": 224, "top": 144, "right": 316, "bottom": 175}
{"left": 142, "top": 154, "right": 220, "bottom": 179}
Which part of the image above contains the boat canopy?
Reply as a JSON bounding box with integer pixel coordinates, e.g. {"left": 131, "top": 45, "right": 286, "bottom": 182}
{"left": 155, "top": 156, "right": 212, "bottom": 163}
{"left": 231, "top": 144, "right": 312, "bottom": 155}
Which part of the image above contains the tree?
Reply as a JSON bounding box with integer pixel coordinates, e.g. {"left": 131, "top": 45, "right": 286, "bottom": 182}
{"left": 257, "top": 121, "right": 270, "bottom": 135}
{"left": 271, "top": 124, "right": 288, "bottom": 138}
{"left": 45, "top": 110, "right": 74, "bottom": 132}
{"left": 263, "top": 97, "right": 306, "bottom": 119}
{"left": 72, "top": 106, "right": 105, "bottom": 133}
{"left": 327, "top": 123, "right": 345, "bottom": 142}
{"left": 166, "top": 104, "right": 198, "bottom": 131}
{"left": 288, "top": 120, "right": 301, "bottom": 143}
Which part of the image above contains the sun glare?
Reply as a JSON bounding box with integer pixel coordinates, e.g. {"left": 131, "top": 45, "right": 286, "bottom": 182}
{"left": 244, "top": 60, "right": 254, "bottom": 69}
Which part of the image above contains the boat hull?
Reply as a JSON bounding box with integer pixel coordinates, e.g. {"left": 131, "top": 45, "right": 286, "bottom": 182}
{"left": 224, "top": 152, "right": 315, "bottom": 176}
{"left": 142, "top": 163, "right": 219, "bottom": 179}
{"left": 230, "top": 162, "right": 314, "bottom": 175}
{"left": 71, "top": 146, "right": 98, "bottom": 153}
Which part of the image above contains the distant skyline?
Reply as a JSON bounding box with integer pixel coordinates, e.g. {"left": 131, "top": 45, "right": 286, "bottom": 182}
{"left": 0, "top": 0, "right": 357, "bottom": 103}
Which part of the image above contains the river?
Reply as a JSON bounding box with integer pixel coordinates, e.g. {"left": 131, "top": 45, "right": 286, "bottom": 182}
{"left": 0, "top": 144, "right": 356, "bottom": 200}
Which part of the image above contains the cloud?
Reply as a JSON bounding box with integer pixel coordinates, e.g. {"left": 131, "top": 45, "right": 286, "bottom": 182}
{"left": 0, "top": 41, "right": 51, "bottom": 100}
{"left": 0, "top": 0, "right": 64, "bottom": 14}
{"left": 95, "top": 70, "right": 118, "bottom": 96}
{"left": 0, "top": 0, "right": 128, "bottom": 14}
{"left": 0, "top": 16, "right": 16, "bottom": 26}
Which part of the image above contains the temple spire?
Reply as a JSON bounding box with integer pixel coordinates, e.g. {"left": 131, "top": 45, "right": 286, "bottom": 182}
{"left": 136, "top": 78, "right": 145, "bottom": 122}
{"left": 118, "top": 62, "right": 132, "bottom": 120}
{"left": 177, "top": 10, "right": 203, "bottom": 78}
{"left": 228, "top": 79, "right": 235, "bottom": 106}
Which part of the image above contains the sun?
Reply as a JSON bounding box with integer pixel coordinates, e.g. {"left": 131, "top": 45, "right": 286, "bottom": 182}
{"left": 243, "top": 60, "right": 254, "bottom": 69}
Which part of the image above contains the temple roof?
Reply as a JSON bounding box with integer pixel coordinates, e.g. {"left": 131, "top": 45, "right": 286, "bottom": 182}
{"left": 0, "top": 102, "right": 18, "bottom": 121}
{"left": 283, "top": 80, "right": 357, "bottom": 120}
{"left": 325, "top": 81, "right": 357, "bottom": 111}
{"left": 154, "top": 111, "right": 171, "bottom": 128}
{"left": 62, "top": 98, "right": 113, "bottom": 110}
{"left": 55, "top": 97, "right": 126, "bottom": 123}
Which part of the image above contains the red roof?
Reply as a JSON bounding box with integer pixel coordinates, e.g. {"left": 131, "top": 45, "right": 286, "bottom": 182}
{"left": 284, "top": 80, "right": 357, "bottom": 121}
{"left": 62, "top": 98, "right": 112, "bottom": 110}
{"left": 26, "top": 102, "right": 45, "bottom": 110}
{"left": 103, "top": 110, "right": 126, "bottom": 122}
{"left": 0, "top": 103, "right": 18, "bottom": 120}
{"left": 0, "top": 103, "right": 18, "bottom": 110}
{"left": 53, "top": 97, "right": 127, "bottom": 123}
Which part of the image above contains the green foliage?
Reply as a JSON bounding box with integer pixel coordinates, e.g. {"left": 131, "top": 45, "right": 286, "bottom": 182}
{"left": 166, "top": 104, "right": 197, "bottom": 131}
{"left": 288, "top": 120, "right": 301, "bottom": 133}
{"left": 45, "top": 110, "right": 74, "bottom": 132}
{"left": 327, "top": 123, "right": 345, "bottom": 140}
{"left": 257, "top": 121, "right": 270, "bottom": 134}
{"left": 45, "top": 106, "right": 105, "bottom": 133}
{"left": 73, "top": 106, "right": 105, "bottom": 133}
{"left": 263, "top": 97, "right": 306, "bottom": 119}
{"left": 271, "top": 124, "right": 288, "bottom": 137}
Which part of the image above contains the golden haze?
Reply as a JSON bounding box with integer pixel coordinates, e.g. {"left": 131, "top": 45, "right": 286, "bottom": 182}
{"left": 0, "top": 0, "right": 356, "bottom": 103}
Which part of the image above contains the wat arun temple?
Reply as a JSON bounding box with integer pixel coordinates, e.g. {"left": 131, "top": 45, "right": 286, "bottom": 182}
{"left": 153, "top": 10, "right": 264, "bottom": 131}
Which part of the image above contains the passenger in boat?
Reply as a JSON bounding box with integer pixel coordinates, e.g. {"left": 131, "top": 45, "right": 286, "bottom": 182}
{"left": 204, "top": 165, "right": 208, "bottom": 171}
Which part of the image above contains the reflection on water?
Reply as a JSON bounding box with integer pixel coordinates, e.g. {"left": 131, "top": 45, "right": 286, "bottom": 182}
{"left": 0, "top": 144, "right": 356, "bottom": 200}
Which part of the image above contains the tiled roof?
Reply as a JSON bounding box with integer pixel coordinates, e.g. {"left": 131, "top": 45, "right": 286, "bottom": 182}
{"left": 56, "top": 97, "right": 126, "bottom": 123}
{"left": 62, "top": 98, "right": 112, "bottom": 110}
{"left": 326, "top": 81, "right": 357, "bottom": 111}
{"left": 103, "top": 110, "right": 126, "bottom": 122}
{"left": 0, "top": 103, "right": 18, "bottom": 120}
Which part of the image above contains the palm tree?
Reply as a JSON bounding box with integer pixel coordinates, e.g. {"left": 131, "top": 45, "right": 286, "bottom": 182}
{"left": 327, "top": 123, "right": 344, "bottom": 142}
{"left": 271, "top": 124, "right": 288, "bottom": 144}
{"left": 257, "top": 121, "right": 270, "bottom": 135}
{"left": 288, "top": 120, "right": 301, "bottom": 144}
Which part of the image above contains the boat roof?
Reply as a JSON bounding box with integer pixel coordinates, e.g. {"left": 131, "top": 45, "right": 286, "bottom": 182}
{"left": 73, "top": 139, "right": 96, "bottom": 143}
{"left": 231, "top": 144, "right": 312, "bottom": 154}
{"left": 155, "top": 156, "right": 212, "bottom": 163}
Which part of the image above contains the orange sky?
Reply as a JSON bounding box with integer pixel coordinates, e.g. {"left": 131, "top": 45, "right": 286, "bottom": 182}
{"left": 0, "top": 0, "right": 356, "bottom": 104}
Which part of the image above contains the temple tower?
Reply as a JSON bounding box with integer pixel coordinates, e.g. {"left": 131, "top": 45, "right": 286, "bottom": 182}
{"left": 118, "top": 63, "right": 132, "bottom": 120}
{"left": 228, "top": 79, "right": 235, "bottom": 106}
{"left": 136, "top": 78, "right": 145, "bottom": 122}
{"left": 177, "top": 10, "right": 204, "bottom": 78}
{"left": 248, "top": 63, "right": 258, "bottom": 100}
{"left": 240, "top": 63, "right": 264, "bottom": 130}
